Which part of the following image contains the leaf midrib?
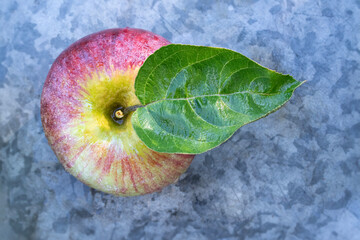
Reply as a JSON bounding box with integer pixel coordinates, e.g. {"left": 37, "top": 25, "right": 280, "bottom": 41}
{"left": 144, "top": 90, "right": 282, "bottom": 107}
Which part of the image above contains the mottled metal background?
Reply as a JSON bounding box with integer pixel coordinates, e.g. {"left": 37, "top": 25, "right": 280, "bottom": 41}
{"left": 0, "top": 0, "right": 359, "bottom": 239}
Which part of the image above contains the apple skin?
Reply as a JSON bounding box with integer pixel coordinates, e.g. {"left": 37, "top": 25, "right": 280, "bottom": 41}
{"left": 41, "top": 28, "right": 194, "bottom": 196}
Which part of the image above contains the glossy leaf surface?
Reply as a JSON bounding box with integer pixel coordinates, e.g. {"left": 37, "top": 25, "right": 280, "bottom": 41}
{"left": 132, "top": 44, "right": 303, "bottom": 154}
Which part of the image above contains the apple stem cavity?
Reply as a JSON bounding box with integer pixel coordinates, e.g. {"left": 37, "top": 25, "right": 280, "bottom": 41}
{"left": 111, "top": 105, "right": 144, "bottom": 125}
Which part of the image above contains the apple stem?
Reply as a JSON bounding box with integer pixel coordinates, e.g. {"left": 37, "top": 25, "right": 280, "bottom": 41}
{"left": 123, "top": 104, "right": 144, "bottom": 115}
{"left": 111, "top": 105, "right": 144, "bottom": 125}
{"left": 115, "top": 109, "right": 124, "bottom": 119}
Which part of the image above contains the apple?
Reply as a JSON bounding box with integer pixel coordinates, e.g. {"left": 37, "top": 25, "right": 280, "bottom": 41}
{"left": 41, "top": 28, "right": 194, "bottom": 196}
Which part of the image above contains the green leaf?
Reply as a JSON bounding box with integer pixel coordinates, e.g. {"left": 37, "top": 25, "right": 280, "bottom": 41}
{"left": 131, "top": 44, "right": 304, "bottom": 154}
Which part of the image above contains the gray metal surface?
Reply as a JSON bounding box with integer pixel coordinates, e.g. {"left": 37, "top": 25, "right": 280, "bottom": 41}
{"left": 0, "top": 0, "right": 359, "bottom": 239}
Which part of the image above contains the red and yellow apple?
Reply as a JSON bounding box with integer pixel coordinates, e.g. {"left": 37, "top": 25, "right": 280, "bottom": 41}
{"left": 41, "top": 28, "right": 194, "bottom": 196}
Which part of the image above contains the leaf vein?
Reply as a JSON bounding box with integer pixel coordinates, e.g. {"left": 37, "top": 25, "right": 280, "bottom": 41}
{"left": 165, "top": 52, "right": 224, "bottom": 98}
{"left": 145, "top": 107, "right": 216, "bottom": 143}
{"left": 141, "top": 48, "right": 188, "bottom": 103}
{"left": 186, "top": 99, "right": 231, "bottom": 128}
{"left": 147, "top": 90, "right": 281, "bottom": 106}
